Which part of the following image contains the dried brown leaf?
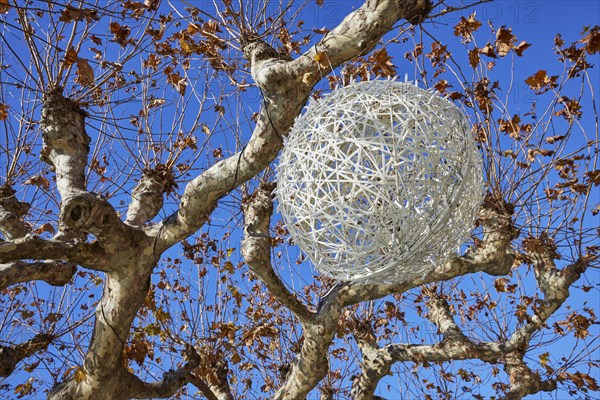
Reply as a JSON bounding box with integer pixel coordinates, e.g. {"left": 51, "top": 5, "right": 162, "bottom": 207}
{"left": 0, "top": 103, "right": 8, "bottom": 120}
{"left": 75, "top": 58, "right": 94, "bottom": 86}
{"left": 454, "top": 14, "right": 481, "bottom": 39}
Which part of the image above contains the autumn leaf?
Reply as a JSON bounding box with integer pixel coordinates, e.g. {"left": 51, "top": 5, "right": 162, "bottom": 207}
{"left": 514, "top": 41, "right": 531, "bottom": 56}
{"left": 545, "top": 135, "right": 566, "bottom": 144}
{"left": 554, "top": 96, "right": 582, "bottom": 121}
{"left": 494, "top": 278, "right": 508, "bottom": 292}
{"left": 34, "top": 223, "right": 56, "bottom": 235}
{"left": 434, "top": 79, "right": 450, "bottom": 94}
{"left": 59, "top": 5, "right": 99, "bottom": 23}
{"left": 495, "top": 26, "right": 515, "bottom": 57}
{"left": 0, "top": 0, "right": 9, "bottom": 13}
{"left": 25, "top": 175, "right": 50, "bottom": 189}
{"left": 580, "top": 25, "right": 600, "bottom": 54}
{"left": 315, "top": 52, "right": 328, "bottom": 68}
{"left": 453, "top": 14, "right": 481, "bottom": 39}
{"left": 63, "top": 47, "right": 79, "bottom": 67}
{"left": 0, "top": 103, "right": 8, "bottom": 120}
{"left": 110, "top": 22, "right": 131, "bottom": 47}
{"left": 75, "top": 58, "right": 94, "bottom": 86}
{"left": 586, "top": 170, "right": 600, "bottom": 185}
{"left": 498, "top": 114, "right": 522, "bottom": 139}
{"left": 74, "top": 367, "right": 86, "bottom": 383}
{"left": 148, "top": 98, "right": 166, "bottom": 109}
{"left": 468, "top": 49, "right": 480, "bottom": 69}
{"left": 166, "top": 71, "right": 187, "bottom": 95}
{"left": 369, "top": 48, "right": 396, "bottom": 77}
{"left": 539, "top": 352, "right": 550, "bottom": 367}
{"left": 223, "top": 261, "right": 234, "bottom": 273}
{"left": 525, "top": 70, "right": 558, "bottom": 93}
{"left": 479, "top": 42, "right": 497, "bottom": 58}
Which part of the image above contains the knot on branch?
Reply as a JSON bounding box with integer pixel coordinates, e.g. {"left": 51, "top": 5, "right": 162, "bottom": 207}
{"left": 41, "top": 91, "right": 90, "bottom": 161}
{"left": 0, "top": 333, "right": 53, "bottom": 377}
{"left": 0, "top": 184, "right": 30, "bottom": 216}
{"left": 242, "top": 40, "right": 278, "bottom": 63}
{"left": 404, "top": 0, "right": 434, "bottom": 25}
{"left": 126, "top": 171, "right": 170, "bottom": 226}
{"left": 60, "top": 193, "right": 120, "bottom": 238}
{"left": 0, "top": 184, "right": 31, "bottom": 239}
{"left": 479, "top": 193, "right": 518, "bottom": 237}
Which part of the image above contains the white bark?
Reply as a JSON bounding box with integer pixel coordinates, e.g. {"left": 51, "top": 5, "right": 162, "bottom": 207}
{"left": 0, "top": 260, "right": 76, "bottom": 290}
{"left": 0, "top": 184, "right": 30, "bottom": 240}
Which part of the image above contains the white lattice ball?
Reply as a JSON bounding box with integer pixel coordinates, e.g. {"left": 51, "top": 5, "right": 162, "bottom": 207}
{"left": 275, "top": 79, "right": 483, "bottom": 284}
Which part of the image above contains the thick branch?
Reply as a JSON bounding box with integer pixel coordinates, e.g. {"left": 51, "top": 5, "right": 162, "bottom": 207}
{"left": 273, "top": 323, "right": 334, "bottom": 400}
{"left": 288, "top": 0, "right": 432, "bottom": 87}
{"left": 187, "top": 375, "right": 220, "bottom": 400}
{"left": 241, "top": 183, "right": 315, "bottom": 323}
{"left": 0, "top": 184, "right": 30, "bottom": 240}
{"left": 501, "top": 352, "right": 557, "bottom": 400}
{"left": 350, "top": 320, "right": 393, "bottom": 399}
{"left": 422, "top": 286, "right": 468, "bottom": 341}
{"left": 126, "top": 171, "right": 166, "bottom": 226}
{"left": 125, "top": 346, "right": 200, "bottom": 399}
{"left": 40, "top": 90, "right": 90, "bottom": 199}
{"left": 0, "top": 260, "right": 76, "bottom": 290}
{"left": 0, "top": 234, "right": 107, "bottom": 270}
{"left": 48, "top": 264, "right": 154, "bottom": 400}
{"left": 60, "top": 192, "right": 130, "bottom": 242}
{"left": 0, "top": 333, "right": 53, "bottom": 377}
{"left": 190, "top": 351, "right": 234, "bottom": 400}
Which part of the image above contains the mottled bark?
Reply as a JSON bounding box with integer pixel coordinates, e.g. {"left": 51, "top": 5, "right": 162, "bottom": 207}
{"left": 40, "top": 90, "right": 90, "bottom": 198}
{"left": 0, "top": 333, "right": 53, "bottom": 377}
{"left": 0, "top": 184, "right": 30, "bottom": 240}
{"left": 0, "top": 260, "right": 76, "bottom": 290}
{"left": 126, "top": 172, "right": 166, "bottom": 226}
{"left": 241, "top": 183, "right": 315, "bottom": 323}
{"left": 0, "top": 234, "right": 106, "bottom": 269}
{"left": 502, "top": 352, "right": 557, "bottom": 400}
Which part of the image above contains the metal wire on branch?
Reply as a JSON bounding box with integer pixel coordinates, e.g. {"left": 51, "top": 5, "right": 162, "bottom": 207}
{"left": 275, "top": 79, "right": 484, "bottom": 284}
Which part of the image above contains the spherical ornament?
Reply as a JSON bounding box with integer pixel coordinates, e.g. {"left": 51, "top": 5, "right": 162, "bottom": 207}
{"left": 275, "top": 79, "right": 484, "bottom": 284}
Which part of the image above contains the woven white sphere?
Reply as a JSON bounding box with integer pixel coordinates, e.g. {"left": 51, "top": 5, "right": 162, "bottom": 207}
{"left": 275, "top": 80, "right": 483, "bottom": 284}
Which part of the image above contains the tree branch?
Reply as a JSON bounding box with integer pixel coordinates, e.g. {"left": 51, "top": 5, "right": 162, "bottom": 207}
{"left": 241, "top": 183, "right": 315, "bottom": 323}
{"left": 501, "top": 352, "right": 557, "bottom": 400}
{"left": 0, "top": 234, "right": 107, "bottom": 270}
{"left": 289, "top": 0, "right": 432, "bottom": 87}
{"left": 190, "top": 350, "right": 234, "bottom": 400}
{"left": 40, "top": 89, "right": 90, "bottom": 200}
{"left": 0, "top": 260, "right": 76, "bottom": 290}
{"left": 350, "top": 320, "right": 393, "bottom": 399}
{"left": 0, "top": 184, "right": 30, "bottom": 240}
{"left": 0, "top": 333, "right": 54, "bottom": 377}
{"left": 125, "top": 346, "right": 200, "bottom": 399}
{"left": 125, "top": 171, "right": 166, "bottom": 227}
